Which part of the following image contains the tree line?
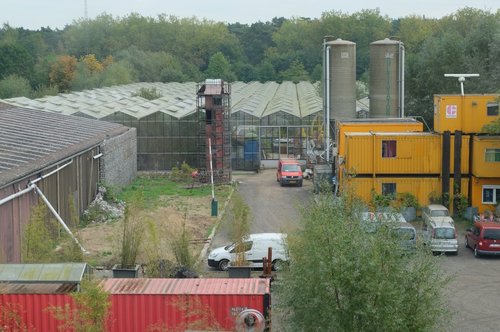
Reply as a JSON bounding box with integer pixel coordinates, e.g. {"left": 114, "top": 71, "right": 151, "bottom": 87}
{"left": 0, "top": 7, "right": 499, "bottom": 125}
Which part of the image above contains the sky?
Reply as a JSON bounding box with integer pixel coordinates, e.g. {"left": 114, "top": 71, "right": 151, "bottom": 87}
{"left": 1, "top": 0, "right": 498, "bottom": 30}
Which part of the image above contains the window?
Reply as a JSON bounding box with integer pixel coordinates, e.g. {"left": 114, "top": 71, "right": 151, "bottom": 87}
{"left": 382, "top": 183, "right": 396, "bottom": 196}
{"left": 382, "top": 140, "right": 397, "bottom": 158}
{"left": 487, "top": 102, "right": 499, "bottom": 116}
{"left": 482, "top": 185, "right": 500, "bottom": 204}
{"left": 485, "top": 149, "right": 500, "bottom": 162}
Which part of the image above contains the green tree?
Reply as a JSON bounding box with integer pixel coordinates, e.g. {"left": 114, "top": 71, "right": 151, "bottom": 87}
{"left": 0, "top": 74, "right": 32, "bottom": 98}
{"left": 0, "top": 42, "right": 34, "bottom": 79}
{"left": 277, "top": 193, "right": 450, "bottom": 331}
{"left": 50, "top": 280, "right": 111, "bottom": 332}
{"left": 22, "top": 202, "right": 57, "bottom": 262}
{"left": 204, "top": 51, "right": 236, "bottom": 81}
{"left": 279, "top": 59, "right": 310, "bottom": 82}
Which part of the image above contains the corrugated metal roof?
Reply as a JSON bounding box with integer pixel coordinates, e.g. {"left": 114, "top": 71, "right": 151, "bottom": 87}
{"left": 0, "top": 263, "right": 88, "bottom": 283}
{"left": 0, "top": 282, "right": 77, "bottom": 294}
{"left": 0, "top": 103, "right": 129, "bottom": 187}
{"left": 3, "top": 81, "right": 322, "bottom": 121}
{"left": 100, "top": 278, "right": 270, "bottom": 295}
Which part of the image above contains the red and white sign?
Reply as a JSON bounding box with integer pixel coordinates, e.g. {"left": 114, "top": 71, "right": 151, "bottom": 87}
{"left": 446, "top": 104, "right": 457, "bottom": 118}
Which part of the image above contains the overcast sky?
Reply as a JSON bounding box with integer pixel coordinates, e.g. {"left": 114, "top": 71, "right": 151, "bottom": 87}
{"left": 1, "top": 0, "right": 498, "bottom": 30}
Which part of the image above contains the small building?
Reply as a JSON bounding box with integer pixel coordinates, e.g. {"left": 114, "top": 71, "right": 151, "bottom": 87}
{"left": 0, "top": 103, "right": 136, "bottom": 262}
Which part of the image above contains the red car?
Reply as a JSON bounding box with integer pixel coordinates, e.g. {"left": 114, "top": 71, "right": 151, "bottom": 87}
{"left": 465, "top": 221, "right": 500, "bottom": 257}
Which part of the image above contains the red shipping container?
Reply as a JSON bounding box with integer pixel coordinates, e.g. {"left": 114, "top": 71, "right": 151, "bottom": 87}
{"left": 0, "top": 278, "right": 271, "bottom": 331}
{"left": 101, "top": 278, "right": 271, "bottom": 332}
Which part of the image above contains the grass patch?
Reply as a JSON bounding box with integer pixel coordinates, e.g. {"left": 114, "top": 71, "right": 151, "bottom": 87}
{"left": 118, "top": 175, "right": 233, "bottom": 209}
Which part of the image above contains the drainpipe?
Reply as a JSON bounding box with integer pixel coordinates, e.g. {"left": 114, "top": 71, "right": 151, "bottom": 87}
{"left": 0, "top": 161, "right": 73, "bottom": 206}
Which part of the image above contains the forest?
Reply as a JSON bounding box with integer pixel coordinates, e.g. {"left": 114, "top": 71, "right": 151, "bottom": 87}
{"left": 0, "top": 7, "right": 499, "bottom": 124}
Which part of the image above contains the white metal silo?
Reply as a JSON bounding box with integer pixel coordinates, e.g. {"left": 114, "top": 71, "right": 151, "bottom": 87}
{"left": 369, "top": 38, "right": 405, "bottom": 117}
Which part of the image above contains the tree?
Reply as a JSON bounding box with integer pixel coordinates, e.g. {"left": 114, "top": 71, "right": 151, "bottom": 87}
{"left": 49, "top": 55, "right": 78, "bottom": 92}
{"left": 0, "top": 42, "right": 34, "bottom": 79}
{"left": 279, "top": 59, "right": 310, "bottom": 82}
{"left": 0, "top": 74, "right": 32, "bottom": 98}
{"left": 204, "top": 52, "right": 236, "bottom": 81}
{"left": 277, "top": 193, "right": 450, "bottom": 331}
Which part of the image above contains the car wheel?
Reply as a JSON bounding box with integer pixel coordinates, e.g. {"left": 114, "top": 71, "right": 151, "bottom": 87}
{"left": 298, "top": 180, "right": 303, "bottom": 187}
{"left": 218, "top": 259, "right": 230, "bottom": 271}
{"left": 465, "top": 237, "right": 469, "bottom": 248}
{"left": 432, "top": 251, "right": 440, "bottom": 256}
{"left": 280, "top": 179, "right": 284, "bottom": 187}
{"left": 474, "top": 246, "right": 480, "bottom": 258}
{"left": 272, "top": 259, "right": 286, "bottom": 271}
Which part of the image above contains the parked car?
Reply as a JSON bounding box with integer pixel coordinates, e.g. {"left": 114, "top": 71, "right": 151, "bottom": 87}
{"left": 422, "top": 219, "right": 458, "bottom": 255}
{"left": 422, "top": 204, "right": 454, "bottom": 225}
{"left": 208, "top": 233, "right": 288, "bottom": 271}
{"left": 360, "top": 212, "right": 417, "bottom": 252}
{"left": 465, "top": 221, "right": 500, "bottom": 257}
{"left": 276, "top": 158, "right": 303, "bottom": 187}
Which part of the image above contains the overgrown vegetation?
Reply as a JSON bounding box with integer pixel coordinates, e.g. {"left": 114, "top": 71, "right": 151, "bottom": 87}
{"left": 49, "top": 280, "right": 111, "bottom": 332}
{"left": 227, "top": 190, "right": 251, "bottom": 266}
{"left": 277, "top": 191, "right": 451, "bottom": 331}
{"left": 132, "top": 87, "right": 162, "bottom": 100}
{"left": 119, "top": 193, "right": 147, "bottom": 268}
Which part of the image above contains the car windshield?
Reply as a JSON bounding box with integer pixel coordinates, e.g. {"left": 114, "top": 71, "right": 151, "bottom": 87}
{"left": 434, "top": 227, "right": 455, "bottom": 239}
{"left": 431, "top": 210, "right": 449, "bottom": 217}
{"left": 283, "top": 164, "right": 300, "bottom": 172}
{"left": 392, "top": 228, "right": 416, "bottom": 240}
{"left": 483, "top": 229, "right": 500, "bottom": 240}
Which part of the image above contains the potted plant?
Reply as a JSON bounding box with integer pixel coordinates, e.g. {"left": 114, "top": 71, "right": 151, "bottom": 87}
{"left": 227, "top": 192, "right": 252, "bottom": 278}
{"left": 396, "top": 192, "right": 419, "bottom": 222}
{"left": 112, "top": 196, "right": 144, "bottom": 278}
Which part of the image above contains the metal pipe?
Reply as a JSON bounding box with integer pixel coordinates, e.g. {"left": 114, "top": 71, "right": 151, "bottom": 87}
{"left": 31, "top": 183, "right": 88, "bottom": 253}
{"left": 208, "top": 137, "right": 215, "bottom": 199}
{"left": 0, "top": 186, "right": 34, "bottom": 206}
{"left": 30, "top": 160, "right": 73, "bottom": 185}
{"left": 0, "top": 160, "right": 73, "bottom": 206}
{"left": 399, "top": 42, "right": 405, "bottom": 117}
{"left": 325, "top": 45, "right": 331, "bottom": 164}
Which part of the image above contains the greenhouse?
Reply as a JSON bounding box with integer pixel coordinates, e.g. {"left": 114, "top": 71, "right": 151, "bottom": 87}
{"left": 4, "top": 81, "right": 324, "bottom": 171}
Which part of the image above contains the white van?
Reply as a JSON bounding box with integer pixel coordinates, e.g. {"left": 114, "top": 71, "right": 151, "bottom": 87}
{"left": 422, "top": 219, "right": 458, "bottom": 255}
{"left": 208, "top": 233, "right": 288, "bottom": 271}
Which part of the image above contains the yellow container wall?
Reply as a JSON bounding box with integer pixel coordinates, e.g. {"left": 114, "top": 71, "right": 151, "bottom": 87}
{"left": 344, "top": 134, "right": 441, "bottom": 175}
{"left": 344, "top": 177, "right": 470, "bottom": 210}
{"left": 434, "top": 94, "right": 500, "bottom": 134}
{"left": 470, "top": 176, "right": 500, "bottom": 214}
{"left": 472, "top": 136, "right": 500, "bottom": 178}
{"left": 337, "top": 121, "right": 423, "bottom": 156}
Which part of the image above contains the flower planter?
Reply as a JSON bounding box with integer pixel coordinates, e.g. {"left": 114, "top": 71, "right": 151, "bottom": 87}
{"left": 112, "top": 264, "right": 140, "bottom": 278}
{"left": 227, "top": 266, "right": 252, "bottom": 278}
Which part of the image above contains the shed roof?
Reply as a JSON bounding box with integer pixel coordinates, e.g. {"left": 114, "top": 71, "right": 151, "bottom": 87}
{"left": 4, "top": 81, "right": 323, "bottom": 120}
{"left": 0, "top": 263, "right": 89, "bottom": 283}
{"left": 0, "top": 103, "right": 129, "bottom": 187}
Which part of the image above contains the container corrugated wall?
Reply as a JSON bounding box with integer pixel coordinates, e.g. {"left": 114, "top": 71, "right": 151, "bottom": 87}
{"left": 0, "top": 278, "right": 271, "bottom": 331}
{"left": 345, "top": 134, "right": 442, "bottom": 174}
{"left": 348, "top": 177, "right": 469, "bottom": 207}
{"left": 101, "top": 278, "right": 271, "bottom": 332}
{"left": 472, "top": 136, "right": 500, "bottom": 178}
{"left": 0, "top": 293, "right": 74, "bottom": 331}
{"left": 470, "top": 176, "right": 500, "bottom": 214}
{"left": 433, "top": 94, "right": 500, "bottom": 134}
{"left": 344, "top": 133, "right": 470, "bottom": 175}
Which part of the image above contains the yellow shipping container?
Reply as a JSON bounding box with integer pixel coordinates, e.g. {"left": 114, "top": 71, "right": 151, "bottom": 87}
{"left": 470, "top": 176, "right": 500, "bottom": 214}
{"left": 433, "top": 94, "right": 500, "bottom": 134}
{"left": 336, "top": 118, "right": 424, "bottom": 156}
{"left": 343, "top": 132, "right": 469, "bottom": 175}
{"left": 344, "top": 177, "right": 469, "bottom": 209}
{"left": 471, "top": 135, "right": 500, "bottom": 178}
